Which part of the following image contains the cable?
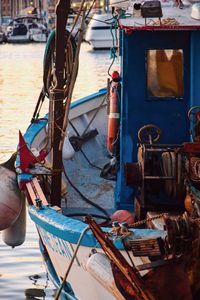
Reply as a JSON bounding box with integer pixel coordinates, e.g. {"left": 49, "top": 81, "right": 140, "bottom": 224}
{"left": 80, "top": 150, "right": 102, "bottom": 170}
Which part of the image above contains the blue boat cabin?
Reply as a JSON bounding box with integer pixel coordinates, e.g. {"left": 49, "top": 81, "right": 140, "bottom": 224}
{"left": 115, "top": 25, "right": 200, "bottom": 219}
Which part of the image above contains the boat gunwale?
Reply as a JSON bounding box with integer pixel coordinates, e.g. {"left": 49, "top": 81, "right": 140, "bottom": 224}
{"left": 29, "top": 205, "right": 165, "bottom": 248}
{"left": 119, "top": 24, "right": 200, "bottom": 31}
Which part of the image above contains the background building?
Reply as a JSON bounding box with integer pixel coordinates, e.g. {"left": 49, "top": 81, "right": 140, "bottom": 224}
{"left": 0, "top": 0, "right": 103, "bottom": 26}
{"left": 44, "top": 0, "right": 56, "bottom": 29}
{"left": 0, "top": 0, "right": 12, "bottom": 24}
{"left": 0, "top": 0, "right": 48, "bottom": 24}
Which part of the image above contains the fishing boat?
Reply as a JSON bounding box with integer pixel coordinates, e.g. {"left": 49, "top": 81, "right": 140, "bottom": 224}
{"left": 6, "top": 16, "right": 48, "bottom": 43}
{"left": 3, "top": 0, "right": 200, "bottom": 298}
{"left": 85, "top": 12, "right": 117, "bottom": 49}
{"left": 84, "top": 0, "right": 130, "bottom": 50}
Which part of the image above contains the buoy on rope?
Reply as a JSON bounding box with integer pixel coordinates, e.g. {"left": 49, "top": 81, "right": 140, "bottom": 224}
{"left": 2, "top": 192, "right": 26, "bottom": 247}
{"left": 0, "top": 154, "right": 22, "bottom": 231}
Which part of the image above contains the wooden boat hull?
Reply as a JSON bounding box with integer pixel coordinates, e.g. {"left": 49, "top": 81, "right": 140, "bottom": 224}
{"left": 29, "top": 205, "right": 164, "bottom": 299}
{"left": 15, "top": 4, "right": 200, "bottom": 296}
{"left": 18, "top": 89, "right": 165, "bottom": 299}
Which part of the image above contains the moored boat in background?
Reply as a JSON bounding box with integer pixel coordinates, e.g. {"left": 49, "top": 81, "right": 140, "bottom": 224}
{"left": 85, "top": 12, "right": 117, "bottom": 49}
{"left": 2, "top": 0, "right": 200, "bottom": 299}
{"left": 84, "top": 0, "right": 130, "bottom": 50}
{"left": 6, "top": 16, "right": 48, "bottom": 43}
{"left": 0, "top": 26, "right": 6, "bottom": 43}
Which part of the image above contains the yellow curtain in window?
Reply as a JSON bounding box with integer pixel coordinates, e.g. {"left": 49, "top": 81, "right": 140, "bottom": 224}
{"left": 156, "top": 50, "right": 183, "bottom": 97}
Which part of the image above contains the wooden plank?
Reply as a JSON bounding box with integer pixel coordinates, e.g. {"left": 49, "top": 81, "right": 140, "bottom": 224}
{"left": 26, "top": 182, "right": 37, "bottom": 206}
{"left": 26, "top": 178, "right": 48, "bottom": 206}
{"left": 32, "top": 178, "right": 49, "bottom": 205}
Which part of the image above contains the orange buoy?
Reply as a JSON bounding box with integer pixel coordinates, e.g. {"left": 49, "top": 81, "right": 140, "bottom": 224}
{"left": 111, "top": 210, "right": 135, "bottom": 225}
{"left": 107, "top": 71, "right": 120, "bottom": 154}
{"left": 184, "top": 193, "right": 194, "bottom": 214}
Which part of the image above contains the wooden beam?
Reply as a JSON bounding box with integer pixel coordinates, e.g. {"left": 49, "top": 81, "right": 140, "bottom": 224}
{"left": 50, "top": 0, "right": 70, "bottom": 206}
{"left": 26, "top": 178, "right": 48, "bottom": 206}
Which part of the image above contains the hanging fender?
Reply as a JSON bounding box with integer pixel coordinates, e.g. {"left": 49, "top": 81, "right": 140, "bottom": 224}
{"left": 107, "top": 71, "right": 120, "bottom": 154}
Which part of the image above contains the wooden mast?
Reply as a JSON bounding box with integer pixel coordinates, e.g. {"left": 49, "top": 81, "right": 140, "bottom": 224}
{"left": 50, "top": 0, "right": 70, "bottom": 206}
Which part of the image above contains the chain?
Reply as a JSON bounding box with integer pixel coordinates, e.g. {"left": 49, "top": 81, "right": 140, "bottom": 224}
{"left": 106, "top": 213, "right": 166, "bottom": 239}
{"left": 128, "top": 213, "right": 165, "bottom": 228}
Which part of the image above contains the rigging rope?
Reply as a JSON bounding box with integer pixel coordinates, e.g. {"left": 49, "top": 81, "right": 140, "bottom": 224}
{"left": 33, "top": 4, "right": 131, "bottom": 119}
{"left": 59, "top": 9, "right": 86, "bottom": 151}
{"left": 54, "top": 226, "right": 90, "bottom": 300}
{"left": 107, "top": 12, "right": 131, "bottom": 77}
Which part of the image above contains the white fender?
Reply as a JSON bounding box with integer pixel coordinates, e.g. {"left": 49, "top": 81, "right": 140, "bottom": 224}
{"left": 0, "top": 166, "right": 22, "bottom": 230}
{"left": 62, "top": 135, "right": 75, "bottom": 160}
{"left": 2, "top": 193, "right": 26, "bottom": 247}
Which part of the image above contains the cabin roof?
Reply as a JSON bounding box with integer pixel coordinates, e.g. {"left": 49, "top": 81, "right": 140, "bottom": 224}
{"left": 119, "top": 2, "right": 200, "bottom": 31}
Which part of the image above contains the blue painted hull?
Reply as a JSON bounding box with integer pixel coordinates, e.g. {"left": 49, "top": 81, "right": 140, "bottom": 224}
{"left": 14, "top": 4, "right": 200, "bottom": 298}
{"left": 19, "top": 89, "right": 165, "bottom": 299}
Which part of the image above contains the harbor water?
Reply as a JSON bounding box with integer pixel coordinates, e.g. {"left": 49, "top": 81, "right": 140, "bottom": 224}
{"left": 0, "top": 42, "right": 119, "bottom": 299}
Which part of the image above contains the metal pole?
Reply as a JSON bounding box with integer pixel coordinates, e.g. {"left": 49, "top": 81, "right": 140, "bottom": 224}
{"left": 0, "top": 1, "right": 2, "bottom": 25}
{"left": 13, "top": 0, "right": 16, "bottom": 18}
{"left": 50, "top": 0, "right": 70, "bottom": 206}
{"left": 38, "top": 0, "right": 42, "bottom": 18}
{"left": 10, "top": 0, "right": 13, "bottom": 19}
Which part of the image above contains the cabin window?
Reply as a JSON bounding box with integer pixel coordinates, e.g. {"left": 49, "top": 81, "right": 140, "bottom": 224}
{"left": 147, "top": 49, "right": 184, "bottom": 98}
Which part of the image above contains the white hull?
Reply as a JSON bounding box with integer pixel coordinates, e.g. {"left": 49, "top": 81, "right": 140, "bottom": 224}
{"left": 7, "top": 34, "right": 30, "bottom": 43}
{"left": 87, "top": 38, "right": 114, "bottom": 50}
{"left": 39, "top": 226, "right": 121, "bottom": 299}
{"left": 37, "top": 223, "right": 145, "bottom": 300}
{"left": 6, "top": 16, "right": 47, "bottom": 44}
{"left": 31, "top": 33, "right": 47, "bottom": 42}
{"left": 85, "top": 13, "right": 117, "bottom": 49}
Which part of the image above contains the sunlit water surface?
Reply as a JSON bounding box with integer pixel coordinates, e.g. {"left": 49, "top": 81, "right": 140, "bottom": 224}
{"left": 0, "top": 42, "right": 119, "bottom": 299}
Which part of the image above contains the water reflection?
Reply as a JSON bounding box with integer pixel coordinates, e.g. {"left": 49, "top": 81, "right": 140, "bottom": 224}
{"left": 0, "top": 42, "right": 119, "bottom": 299}
{"left": 0, "top": 42, "right": 118, "bottom": 161}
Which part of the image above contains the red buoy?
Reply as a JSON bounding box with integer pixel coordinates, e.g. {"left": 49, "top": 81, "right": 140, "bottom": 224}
{"left": 111, "top": 210, "right": 135, "bottom": 225}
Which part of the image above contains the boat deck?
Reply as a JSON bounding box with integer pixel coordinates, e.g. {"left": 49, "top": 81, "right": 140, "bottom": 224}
{"left": 119, "top": 2, "right": 200, "bottom": 30}
{"left": 64, "top": 165, "right": 115, "bottom": 211}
